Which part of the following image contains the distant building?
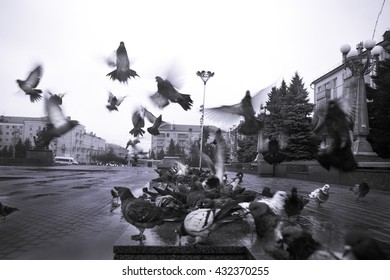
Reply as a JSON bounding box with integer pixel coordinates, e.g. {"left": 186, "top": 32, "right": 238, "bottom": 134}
{"left": 0, "top": 115, "right": 126, "bottom": 164}
{"left": 150, "top": 123, "right": 230, "bottom": 157}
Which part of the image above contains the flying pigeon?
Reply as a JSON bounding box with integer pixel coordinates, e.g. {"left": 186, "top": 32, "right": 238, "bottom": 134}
{"left": 40, "top": 94, "right": 79, "bottom": 146}
{"left": 248, "top": 191, "right": 288, "bottom": 237}
{"left": 343, "top": 229, "right": 387, "bottom": 260}
{"left": 204, "top": 81, "right": 277, "bottom": 135}
{"left": 284, "top": 187, "right": 309, "bottom": 219}
{"left": 312, "top": 96, "right": 357, "bottom": 172}
{"left": 142, "top": 106, "right": 166, "bottom": 136}
{"left": 129, "top": 108, "right": 145, "bottom": 137}
{"left": 0, "top": 202, "right": 20, "bottom": 221}
{"left": 106, "top": 91, "right": 126, "bottom": 111}
{"left": 176, "top": 200, "right": 239, "bottom": 245}
{"left": 350, "top": 181, "right": 370, "bottom": 200}
{"left": 16, "top": 65, "right": 43, "bottom": 102}
{"left": 114, "top": 186, "right": 178, "bottom": 241}
{"left": 47, "top": 91, "right": 65, "bottom": 105}
{"left": 106, "top": 41, "right": 139, "bottom": 83}
{"left": 150, "top": 76, "right": 193, "bottom": 111}
{"left": 125, "top": 138, "right": 140, "bottom": 150}
{"left": 308, "top": 184, "right": 330, "bottom": 207}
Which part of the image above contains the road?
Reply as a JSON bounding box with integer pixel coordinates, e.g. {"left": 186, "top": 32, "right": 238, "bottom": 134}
{"left": 0, "top": 165, "right": 389, "bottom": 259}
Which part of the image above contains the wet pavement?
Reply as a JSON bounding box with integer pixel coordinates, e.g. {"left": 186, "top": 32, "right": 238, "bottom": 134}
{"left": 0, "top": 165, "right": 389, "bottom": 260}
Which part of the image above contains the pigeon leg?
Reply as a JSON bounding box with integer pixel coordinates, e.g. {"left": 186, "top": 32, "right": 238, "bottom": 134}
{"left": 131, "top": 228, "right": 146, "bottom": 241}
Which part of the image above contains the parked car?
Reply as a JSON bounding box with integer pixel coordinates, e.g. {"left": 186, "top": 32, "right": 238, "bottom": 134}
{"left": 54, "top": 156, "right": 79, "bottom": 165}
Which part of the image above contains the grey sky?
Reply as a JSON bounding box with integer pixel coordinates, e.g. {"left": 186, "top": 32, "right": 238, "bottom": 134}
{"left": 0, "top": 0, "right": 389, "bottom": 151}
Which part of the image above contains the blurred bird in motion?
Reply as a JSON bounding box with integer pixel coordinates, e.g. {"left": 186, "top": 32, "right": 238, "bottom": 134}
{"left": 106, "top": 41, "right": 139, "bottom": 83}
{"left": 125, "top": 138, "right": 140, "bottom": 150}
{"left": 343, "top": 229, "right": 387, "bottom": 260}
{"left": 129, "top": 107, "right": 145, "bottom": 137}
{"left": 47, "top": 91, "right": 65, "bottom": 105}
{"left": 16, "top": 65, "right": 43, "bottom": 102}
{"left": 311, "top": 96, "right": 357, "bottom": 172}
{"left": 106, "top": 91, "right": 127, "bottom": 111}
{"left": 204, "top": 81, "right": 278, "bottom": 135}
{"left": 0, "top": 202, "right": 20, "bottom": 221}
{"left": 38, "top": 93, "right": 79, "bottom": 147}
{"left": 284, "top": 187, "right": 309, "bottom": 220}
{"left": 150, "top": 76, "right": 193, "bottom": 111}
{"left": 350, "top": 181, "right": 370, "bottom": 200}
{"left": 142, "top": 106, "right": 166, "bottom": 136}
{"left": 308, "top": 184, "right": 330, "bottom": 208}
{"left": 248, "top": 191, "right": 288, "bottom": 238}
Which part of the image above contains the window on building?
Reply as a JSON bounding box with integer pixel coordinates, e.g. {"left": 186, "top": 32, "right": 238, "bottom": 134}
{"left": 166, "top": 133, "right": 170, "bottom": 137}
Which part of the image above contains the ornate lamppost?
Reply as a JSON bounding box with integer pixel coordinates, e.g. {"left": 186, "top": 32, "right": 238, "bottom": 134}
{"left": 196, "top": 70, "right": 214, "bottom": 169}
{"left": 340, "top": 40, "right": 382, "bottom": 156}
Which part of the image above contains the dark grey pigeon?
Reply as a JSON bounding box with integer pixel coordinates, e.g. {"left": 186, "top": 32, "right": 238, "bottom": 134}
{"left": 106, "top": 91, "right": 126, "bottom": 111}
{"left": 106, "top": 41, "right": 139, "bottom": 83}
{"left": 150, "top": 76, "right": 193, "bottom": 111}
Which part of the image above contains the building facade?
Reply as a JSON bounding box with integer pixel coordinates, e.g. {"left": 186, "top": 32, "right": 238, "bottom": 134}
{"left": 150, "top": 123, "right": 230, "bottom": 158}
{"left": 0, "top": 115, "right": 126, "bottom": 164}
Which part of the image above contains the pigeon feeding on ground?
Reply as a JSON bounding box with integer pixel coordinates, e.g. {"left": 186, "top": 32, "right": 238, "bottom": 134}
{"left": 204, "top": 81, "right": 277, "bottom": 135}
{"left": 16, "top": 65, "right": 43, "bottom": 102}
{"left": 114, "top": 186, "right": 180, "bottom": 241}
{"left": 110, "top": 189, "right": 120, "bottom": 212}
{"left": 308, "top": 184, "right": 330, "bottom": 208}
{"left": 350, "top": 181, "right": 370, "bottom": 200}
{"left": 0, "top": 202, "right": 20, "bottom": 221}
{"left": 176, "top": 200, "right": 239, "bottom": 245}
{"left": 284, "top": 187, "right": 309, "bottom": 219}
{"left": 311, "top": 96, "right": 357, "bottom": 172}
{"left": 248, "top": 191, "right": 288, "bottom": 238}
{"left": 150, "top": 76, "right": 193, "bottom": 111}
{"left": 278, "top": 223, "right": 341, "bottom": 260}
{"left": 106, "top": 41, "right": 139, "bottom": 83}
{"left": 106, "top": 91, "right": 126, "bottom": 111}
{"left": 343, "top": 229, "right": 387, "bottom": 260}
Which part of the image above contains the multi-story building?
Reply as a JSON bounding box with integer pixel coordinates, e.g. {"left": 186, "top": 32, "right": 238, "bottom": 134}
{"left": 0, "top": 115, "right": 125, "bottom": 164}
{"left": 311, "top": 31, "right": 390, "bottom": 111}
{"left": 150, "top": 123, "right": 230, "bottom": 158}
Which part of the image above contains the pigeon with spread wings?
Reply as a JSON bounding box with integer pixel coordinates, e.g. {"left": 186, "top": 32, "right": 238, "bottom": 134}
{"left": 150, "top": 76, "right": 193, "bottom": 111}
{"left": 106, "top": 41, "right": 139, "bottom": 83}
{"left": 129, "top": 107, "right": 145, "bottom": 137}
{"left": 40, "top": 93, "right": 79, "bottom": 147}
{"left": 106, "top": 91, "right": 127, "bottom": 111}
{"left": 204, "top": 81, "right": 278, "bottom": 135}
{"left": 16, "top": 65, "right": 43, "bottom": 102}
{"left": 311, "top": 95, "right": 357, "bottom": 172}
{"left": 142, "top": 106, "right": 167, "bottom": 136}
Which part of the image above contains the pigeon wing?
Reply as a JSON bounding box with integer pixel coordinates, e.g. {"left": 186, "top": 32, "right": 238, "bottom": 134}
{"left": 250, "top": 79, "right": 280, "bottom": 113}
{"left": 25, "top": 65, "right": 43, "bottom": 88}
{"left": 142, "top": 107, "right": 157, "bottom": 124}
{"left": 204, "top": 103, "right": 243, "bottom": 127}
{"left": 334, "top": 95, "right": 355, "bottom": 129}
{"left": 150, "top": 92, "right": 170, "bottom": 108}
{"left": 45, "top": 98, "right": 68, "bottom": 129}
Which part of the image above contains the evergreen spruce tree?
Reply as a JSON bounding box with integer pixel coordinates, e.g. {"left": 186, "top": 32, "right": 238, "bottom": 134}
{"left": 280, "top": 72, "right": 317, "bottom": 160}
{"left": 167, "top": 139, "right": 176, "bottom": 156}
{"left": 367, "top": 55, "right": 390, "bottom": 158}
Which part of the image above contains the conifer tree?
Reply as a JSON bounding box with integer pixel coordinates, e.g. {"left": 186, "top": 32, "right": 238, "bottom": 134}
{"left": 279, "top": 72, "right": 317, "bottom": 160}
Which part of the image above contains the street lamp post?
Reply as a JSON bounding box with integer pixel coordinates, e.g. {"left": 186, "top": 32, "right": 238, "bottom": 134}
{"left": 340, "top": 40, "right": 382, "bottom": 156}
{"left": 196, "top": 70, "right": 214, "bottom": 169}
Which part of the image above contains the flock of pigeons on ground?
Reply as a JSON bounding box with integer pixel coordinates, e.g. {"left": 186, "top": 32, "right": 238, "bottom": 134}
{"left": 107, "top": 152, "right": 386, "bottom": 260}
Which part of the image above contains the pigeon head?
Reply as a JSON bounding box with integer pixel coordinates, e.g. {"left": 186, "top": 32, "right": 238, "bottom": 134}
{"left": 321, "top": 184, "right": 330, "bottom": 194}
{"left": 291, "top": 187, "right": 298, "bottom": 195}
{"left": 273, "top": 191, "right": 288, "bottom": 202}
{"left": 119, "top": 41, "right": 125, "bottom": 46}
{"left": 155, "top": 76, "right": 164, "bottom": 83}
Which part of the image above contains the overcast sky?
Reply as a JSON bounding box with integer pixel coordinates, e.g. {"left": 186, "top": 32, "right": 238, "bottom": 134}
{"left": 1, "top": 0, "right": 389, "bottom": 151}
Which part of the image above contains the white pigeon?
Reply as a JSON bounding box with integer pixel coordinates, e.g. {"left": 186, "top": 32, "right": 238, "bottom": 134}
{"left": 309, "top": 184, "right": 330, "bottom": 207}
